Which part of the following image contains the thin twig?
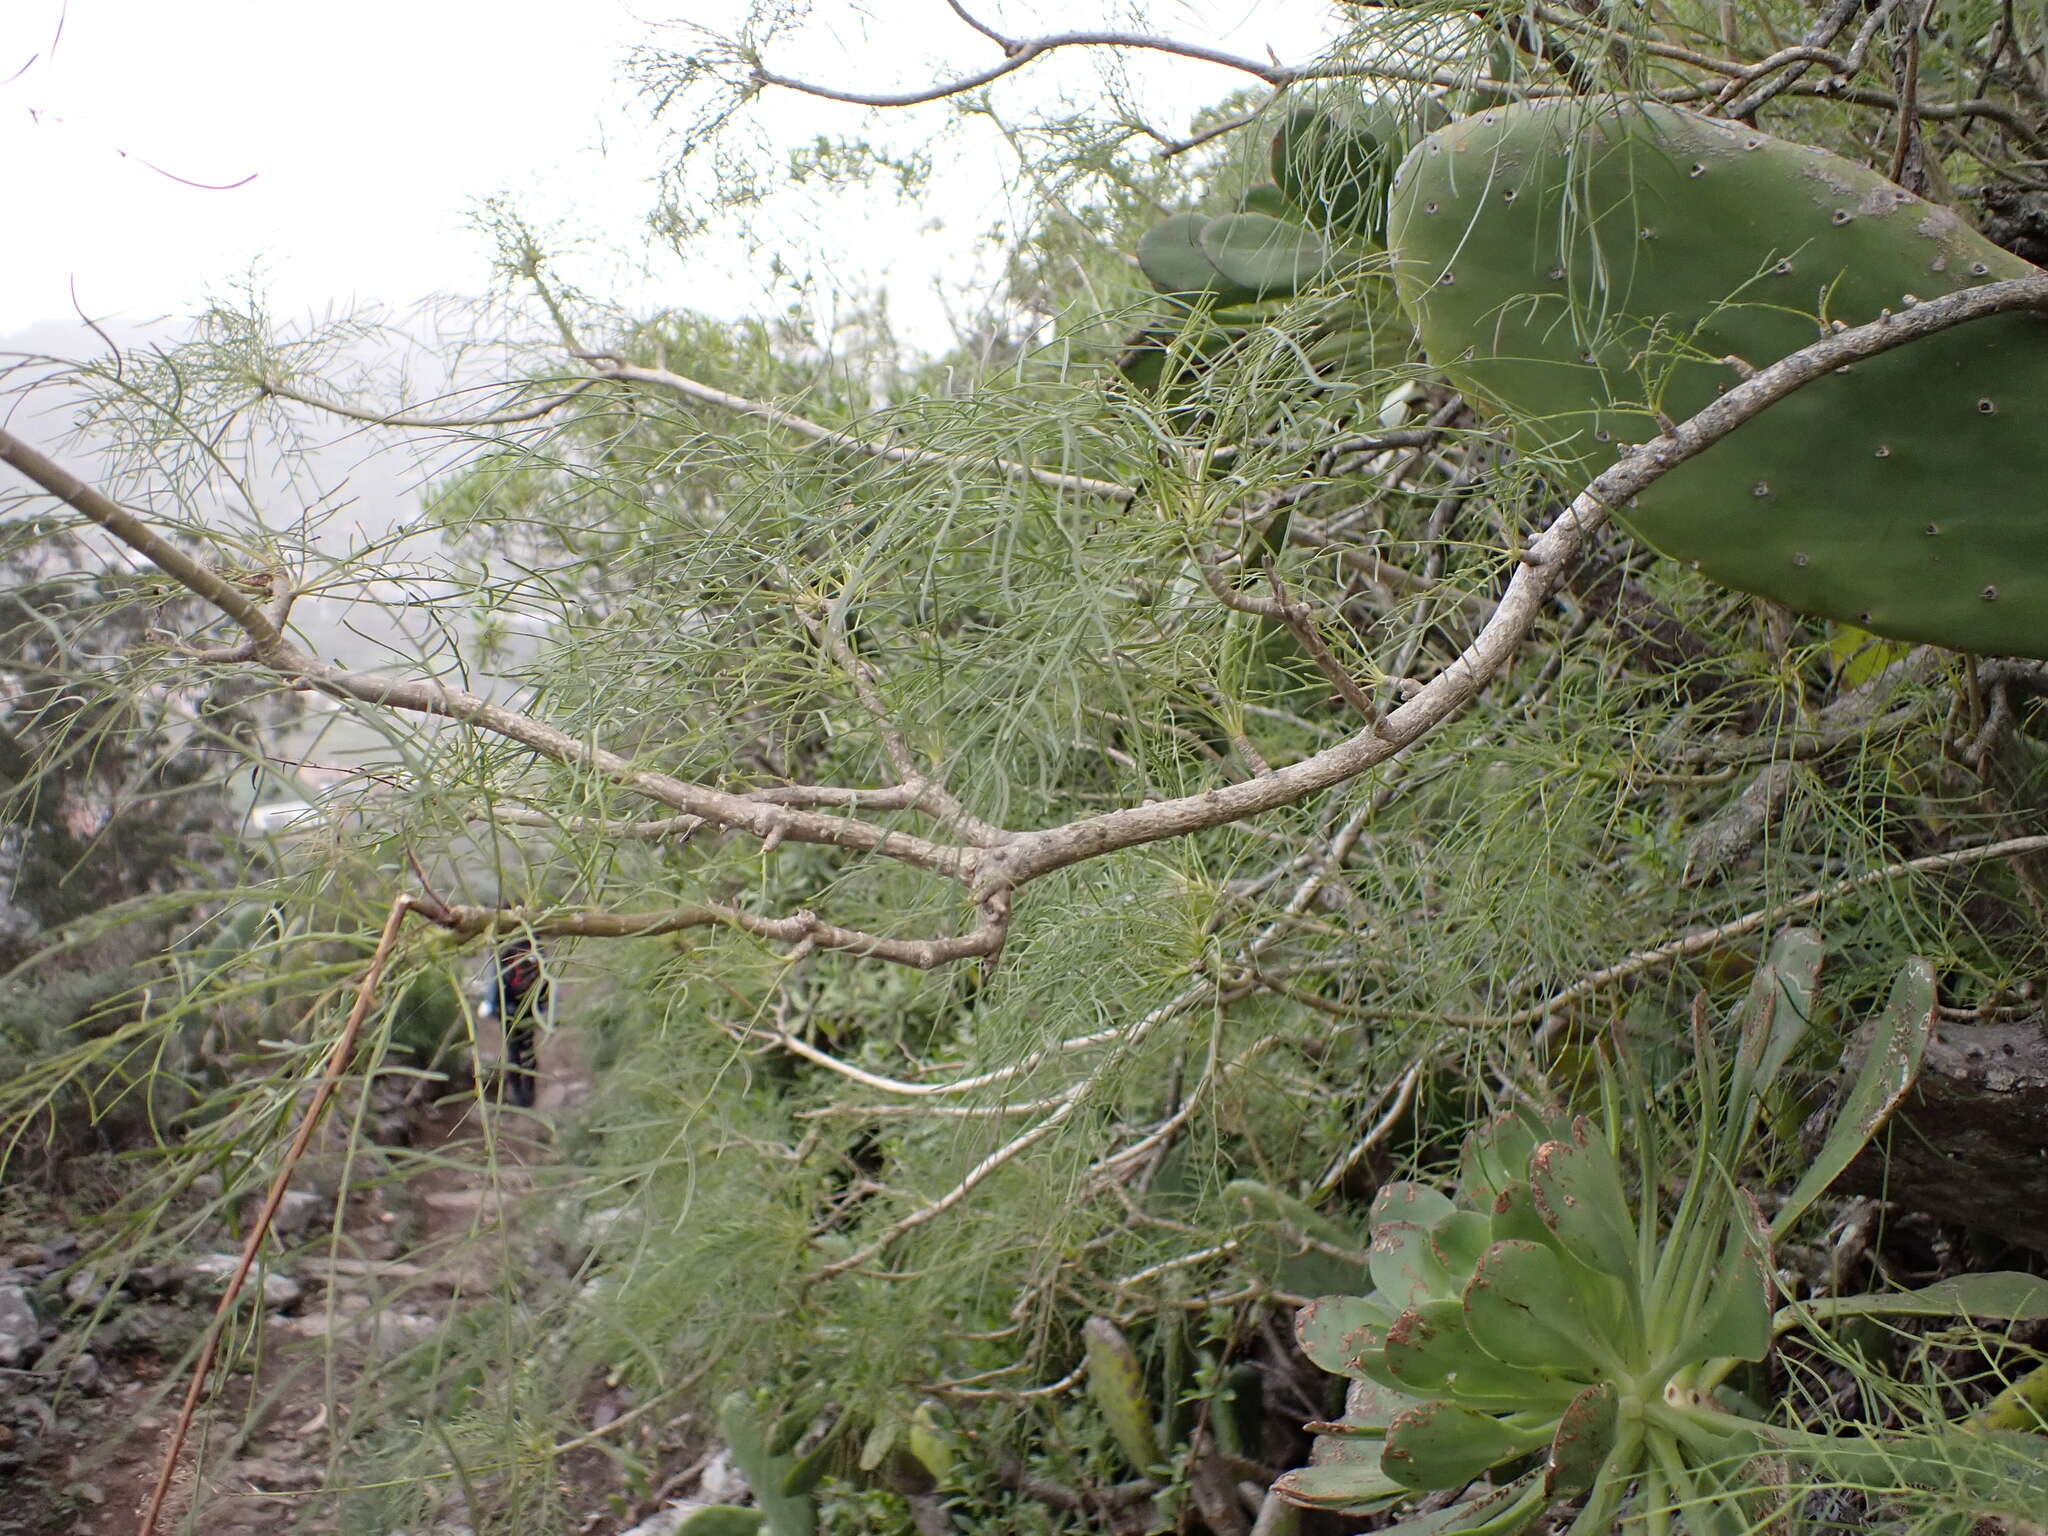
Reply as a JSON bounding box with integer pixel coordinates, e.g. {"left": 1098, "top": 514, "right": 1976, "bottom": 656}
{"left": 258, "top": 376, "right": 602, "bottom": 430}
{"left": 593, "top": 359, "right": 1136, "bottom": 503}
{"left": 1503, "top": 834, "right": 2048, "bottom": 1034}
{"left": 1314, "top": 1062, "right": 1423, "bottom": 1196}
{"left": 425, "top": 898, "right": 1006, "bottom": 970}
{"left": 749, "top": 28, "right": 1525, "bottom": 110}
{"left": 138, "top": 893, "right": 416, "bottom": 1536}
{"left": 1265, "top": 567, "right": 1379, "bottom": 725}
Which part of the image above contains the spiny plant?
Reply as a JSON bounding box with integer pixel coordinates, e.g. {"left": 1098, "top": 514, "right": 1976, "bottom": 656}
{"left": 1386, "top": 98, "right": 2048, "bottom": 659}
{"left": 1119, "top": 101, "right": 1434, "bottom": 393}
{"left": 1277, "top": 930, "right": 2048, "bottom": 1534}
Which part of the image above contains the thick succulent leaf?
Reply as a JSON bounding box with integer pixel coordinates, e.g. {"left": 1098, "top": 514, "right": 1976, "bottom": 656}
{"left": 1372, "top": 1219, "right": 1457, "bottom": 1309}
{"left": 1382, "top": 1400, "right": 1545, "bottom": 1490}
{"left": 1200, "top": 212, "right": 1330, "bottom": 297}
{"left": 1971, "top": 1362, "right": 2048, "bottom": 1432}
{"left": 1239, "top": 181, "right": 1295, "bottom": 219}
{"left": 1297, "top": 1293, "right": 1396, "bottom": 1378}
{"left": 765, "top": 1385, "right": 829, "bottom": 1456}
{"left": 1374, "top": 1180, "right": 1458, "bottom": 1235}
{"left": 1680, "top": 1190, "right": 1773, "bottom": 1365}
{"left": 1782, "top": 1271, "right": 2048, "bottom": 1327}
{"left": 907, "top": 1402, "right": 956, "bottom": 1482}
{"left": 1082, "top": 1316, "right": 1162, "bottom": 1471}
{"left": 1429, "top": 1210, "right": 1495, "bottom": 1278}
{"left": 1382, "top": 1299, "right": 1490, "bottom": 1392}
{"left": 1273, "top": 1433, "right": 1407, "bottom": 1511}
{"left": 1269, "top": 105, "right": 1403, "bottom": 241}
{"left": 1384, "top": 1299, "right": 1579, "bottom": 1409}
{"left": 1772, "top": 956, "right": 1937, "bottom": 1238}
{"left": 1461, "top": 1240, "right": 1603, "bottom": 1375}
{"left": 1732, "top": 926, "right": 1826, "bottom": 1097}
{"left": 1307, "top": 1376, "right": 1429, "bottom": 1437}
{"left": 1485, "top": 1182, "right": 1550, "bottom": 1247}
{"left": 781, "top": 1413, "right": 849, "bottom": 1494}
{"left": 1137, "top": 213, "right": 1252, "bottom": 300}
{"left": 1303, "top": 323, "right": 1407, "bottom": 377}
{"left": 1370, "top": 1470, "right": 1550, "bottom": 1536}
{"left": 1529, "top": 1122, "right": 1639, "bottom": 1284}
{"left": 1459, "top": 1106, "right": 1567, "bottom": 1204}
{"left": 717, "top": 1393, "right": 817, "bottom": 1536}
{"left": 1544, "top": 1382, "right": 1619, "bottom": 1495}
{"left": 860, "top": 1417, "right": 901, "bottom": 1475}
{"left": 671, "top": 1510, "right": 768, "bottom": 1536}
{"left": 1487, "top": 1184, "right": 1630, "bottom": 1334}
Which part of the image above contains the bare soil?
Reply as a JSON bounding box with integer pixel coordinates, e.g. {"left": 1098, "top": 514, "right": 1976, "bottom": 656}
{"left": 0, "top": 1034, "right": 692, "bottom": 1536}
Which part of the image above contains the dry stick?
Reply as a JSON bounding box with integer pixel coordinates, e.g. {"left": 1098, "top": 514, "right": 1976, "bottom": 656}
{"left": 138, "top": 893, "right": 416, "bottom": 1536}
{"left": 1314, "top": 1061, "right": 1425, "bottom": 1196}
{"left": 747, "top": 27, "right": 1526, "bottom": 109}
{"left": 1265, "top": 567, "right": 1380, "bottom": 725}
{"left": 259, "top": 376, "right": 602, "bottom": 430}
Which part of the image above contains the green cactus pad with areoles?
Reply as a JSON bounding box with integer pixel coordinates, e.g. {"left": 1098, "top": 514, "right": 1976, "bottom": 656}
{"left": 1387, "top": 98, "right": 2048, "bottom": 658}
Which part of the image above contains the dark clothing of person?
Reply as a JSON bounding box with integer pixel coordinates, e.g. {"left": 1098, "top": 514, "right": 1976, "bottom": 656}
{"left": 478, "top": 941, "right": 549, "bottom": 1107}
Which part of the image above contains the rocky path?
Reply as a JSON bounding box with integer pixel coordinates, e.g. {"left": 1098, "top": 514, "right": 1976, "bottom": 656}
{"left": 0, "top": 1035, "right": 660, "bottom": 1536}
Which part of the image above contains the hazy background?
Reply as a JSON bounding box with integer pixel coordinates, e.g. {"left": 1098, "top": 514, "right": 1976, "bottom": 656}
{"left": 4, "top": 1, "right": 1346, "bottom": 801}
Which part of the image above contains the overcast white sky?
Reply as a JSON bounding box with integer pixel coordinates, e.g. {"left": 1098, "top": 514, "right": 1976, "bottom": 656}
{"left": 2, "top": 1, "right": 1345, "bottom": 346}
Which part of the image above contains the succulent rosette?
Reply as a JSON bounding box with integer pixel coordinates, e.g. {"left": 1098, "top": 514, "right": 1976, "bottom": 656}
{"left": 1277, "top": 1105, "right": 1770, "bottom": 1535}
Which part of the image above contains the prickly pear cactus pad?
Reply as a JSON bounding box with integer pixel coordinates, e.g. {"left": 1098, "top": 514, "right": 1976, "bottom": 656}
{"left": 1386, "top": 98, "right": 2048, "bottom": 658}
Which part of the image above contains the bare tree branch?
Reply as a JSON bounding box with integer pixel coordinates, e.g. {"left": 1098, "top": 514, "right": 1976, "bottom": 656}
{"left": 746, "top": 26, "right": 1535, "bottom": 111}
{"left": 257, "top": 375, "right": 604, "bottom": 430}
{"left": 1495, "top": 833, "right": 2048, "bottom": 1034}
{"left": 969, "top": 276, "right": 2048, "bottom": 896}
{"left": 0, "top": 432, "right": 280, "bottom": 648}
{"left": 425, "top": 898, "right": 1006, "bottom": 969}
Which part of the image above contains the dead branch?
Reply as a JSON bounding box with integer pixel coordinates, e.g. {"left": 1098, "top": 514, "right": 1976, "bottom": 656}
{"left": 258, "top": 375, "right": 603, "bottom": 430}
{"left": 138, "top": 893, "right": 417, "bottom": 1536}
{"left": 967, "top": 276, "right": 2048, "bottom": 898}
{"left": 424, "top": 897, "right": 1009, "bottom": 970}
